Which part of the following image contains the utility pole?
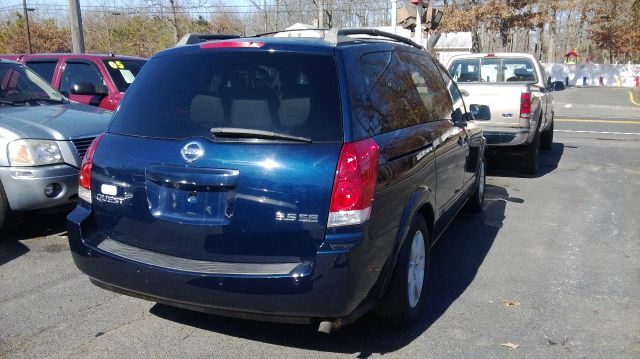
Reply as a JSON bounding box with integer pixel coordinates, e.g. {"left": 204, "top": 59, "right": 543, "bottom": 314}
{"left": 68, "top": 0, "right": 85, "bottom": 53}
{"left": 22, "top": 0, "right": 32, "bottom": 54}
{"left": 275, "top": 0, "right": 279, "bottom": 31}
{"left": 169, "top": 0, "right": 178, "bottom": 44}
{"left": 318, "top": 0, "right": 324, "bottom": 28}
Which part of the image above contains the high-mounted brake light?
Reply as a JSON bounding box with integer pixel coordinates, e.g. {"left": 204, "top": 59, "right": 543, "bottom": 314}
{"left": 486, "top": 53, "right": 496, "bottom": 57}
{"left": 78, "top": 133, "right": 104, "bottom": 204}
{"left": 328, "top": 138, "right": 379, "bottom": 228}
{"left": 520, "top": 92, "right": 531, "bottom": 119}
{"left": 200, "top": 41, "right": 265, "bottom": 49}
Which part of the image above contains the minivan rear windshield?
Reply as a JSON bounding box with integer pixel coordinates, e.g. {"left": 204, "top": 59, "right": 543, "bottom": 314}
{"left": 103, "top": 59, "right": 145, "bottom": 92}
{"left": 448, "top": 57, "right": 537, "bottom": 83}
{"left": 108, "top": 52, "right": 343, "bottom": 142}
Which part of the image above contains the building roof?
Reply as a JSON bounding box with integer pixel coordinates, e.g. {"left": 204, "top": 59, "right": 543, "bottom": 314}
{"left": 434, "top": 32, "right": 472, "bottom": 50}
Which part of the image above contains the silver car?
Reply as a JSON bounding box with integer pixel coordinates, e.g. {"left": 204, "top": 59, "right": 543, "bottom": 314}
{"left": 0, "top": 59, "right": 111, "bottom": 229}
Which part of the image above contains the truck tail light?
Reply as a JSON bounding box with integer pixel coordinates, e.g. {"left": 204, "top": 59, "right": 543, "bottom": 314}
{"left": 328, "top": 138, "right": 379, "bottom": 228}
{"left": 78, "top": 133, "right": 104, "bottom": 204}
{"left": 520, "top": 92, "right": 531, "bottom": 119}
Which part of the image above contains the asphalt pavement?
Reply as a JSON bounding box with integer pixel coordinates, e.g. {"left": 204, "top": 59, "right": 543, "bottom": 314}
{"left": 1, "top": 87, "right": 639, "bottom": 358}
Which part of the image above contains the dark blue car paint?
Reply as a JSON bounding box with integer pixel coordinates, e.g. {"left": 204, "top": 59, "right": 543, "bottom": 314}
{"left": 67, "top": 37, "right": 485, "bottom": 324}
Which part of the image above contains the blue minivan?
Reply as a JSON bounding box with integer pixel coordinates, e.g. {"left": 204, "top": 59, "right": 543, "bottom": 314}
{"left": 67, "top": 29, "right": 486, "bottom": 332}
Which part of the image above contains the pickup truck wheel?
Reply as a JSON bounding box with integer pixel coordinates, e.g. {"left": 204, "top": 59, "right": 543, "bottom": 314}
{"left": 0, "top": 182, "right": 9, "bottom": 232}
{"left": 541, "top": 119, "right": 554, "bottom": 151}
{"left": 374, "top": 215, "right": 430, "bottom": 326}
{"left": 465, "top": 156, "right": 485, "bottom": 212}
{"left": 521, "top": 130, "right": 540, "bottom": 175}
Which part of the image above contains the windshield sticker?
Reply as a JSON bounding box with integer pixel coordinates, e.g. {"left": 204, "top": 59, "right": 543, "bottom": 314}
{"left": 119, "top": 69, "right": 135, "bottom": 83}
{"left": 108, "top": 60, "right": 125, "bottom": 69}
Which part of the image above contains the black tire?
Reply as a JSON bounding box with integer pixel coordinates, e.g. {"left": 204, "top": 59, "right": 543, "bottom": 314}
{"left": 464, "top": 156, "right": 485, "bottom": 212}
{"left": 520, "top": 130, "right": 540, "bottom": 175}
{"left": 541, "top": 118, "right": 554, "bottom": 151}
{"left": 375, "top": 215, "right": 430, "bottom": 326}
{"left": 0, "top": 182, "right": 9, "bottom": 233}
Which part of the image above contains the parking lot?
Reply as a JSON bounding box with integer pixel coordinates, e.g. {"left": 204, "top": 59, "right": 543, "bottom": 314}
{"left": 1, "top": 87, "right": 639, "bottom": 358}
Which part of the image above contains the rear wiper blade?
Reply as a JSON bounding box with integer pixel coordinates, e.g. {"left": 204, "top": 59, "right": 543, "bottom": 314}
{"left": 211, "top": 127, "right": 312, "bottom": 143}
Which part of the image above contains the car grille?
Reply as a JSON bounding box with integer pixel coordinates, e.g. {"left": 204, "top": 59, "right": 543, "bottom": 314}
{"left": 71, "top": 137, "right": 96, "bottom": 159}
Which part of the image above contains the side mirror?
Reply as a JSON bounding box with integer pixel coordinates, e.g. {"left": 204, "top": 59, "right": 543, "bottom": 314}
{"left": 71, "top": 82, "right": 109, "bottom": 97}
{"left": 552, "top": 81, "right": 565, "bottom": 91}
{"left": 469, "top": 104, "right": 491, "bottom": 121}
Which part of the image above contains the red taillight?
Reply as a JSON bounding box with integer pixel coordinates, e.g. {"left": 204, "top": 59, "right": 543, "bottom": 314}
{"left": 328, "top": 138, "right": 379, "bottom": 227}
{"left": 200, "top": 41, "right": 265, "bottom": 49}
{"left": 78, "top": 134, "right": 104, "bottom": 203}
{"left": 520, "top": 92, "right": 531, "bottom": 119}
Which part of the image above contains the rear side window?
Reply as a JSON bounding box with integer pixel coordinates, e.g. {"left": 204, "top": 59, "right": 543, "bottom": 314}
{"left": 25, "top": 61, "right": 57, "bottom": 83}
{"left": 397, "top": 51, "right": 451, "bottom": 121}
{"left": 449, "top": 57, "right": 537, "bottom": 83}
{"left": 109, "top": 52, "right": 342, "bottom": 142}
{"left": 347, "top": 51, "right": 424, "bottom": 139}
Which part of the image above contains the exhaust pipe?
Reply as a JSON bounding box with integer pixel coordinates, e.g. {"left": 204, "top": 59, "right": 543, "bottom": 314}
{"left": 317, "top": 319, "right": 342, "bottom": 334}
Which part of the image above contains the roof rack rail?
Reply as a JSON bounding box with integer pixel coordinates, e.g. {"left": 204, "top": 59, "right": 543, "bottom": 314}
{"left": 179, "top": 28, "right": 423, "bottom": 50}
{"left": 250, "top": 28, "right": 422, "bottom": 49}
{"left": 337, "top": 29, "right": 423, "bottom": 49}
{"left": 249, "top": 28, "right": 330, "bottom": 38}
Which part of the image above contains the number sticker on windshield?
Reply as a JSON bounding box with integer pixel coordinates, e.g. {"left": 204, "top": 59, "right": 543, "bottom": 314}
{"left": 108, "top": 61, "right": 125, "bottom": 69}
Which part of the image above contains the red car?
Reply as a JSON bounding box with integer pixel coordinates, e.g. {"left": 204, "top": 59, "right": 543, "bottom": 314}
{"left": 1, "top": 53, "right": 146, "bottom": 111}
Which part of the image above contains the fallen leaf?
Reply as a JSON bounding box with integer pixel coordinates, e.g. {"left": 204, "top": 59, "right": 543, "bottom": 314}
{"left": 501, "top": 299, "right": 521, "bottom": 307}
{"left": 501, "top": 342, "right": 519, "bottom": 349}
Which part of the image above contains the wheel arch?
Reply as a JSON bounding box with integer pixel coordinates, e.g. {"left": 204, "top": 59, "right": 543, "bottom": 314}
{"left": 375, "top": 187, "right": 435, "bottom": 299}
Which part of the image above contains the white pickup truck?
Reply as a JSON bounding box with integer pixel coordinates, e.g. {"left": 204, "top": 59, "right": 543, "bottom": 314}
{"left": 446, "top": 53, "right": 554, "bottom": 174}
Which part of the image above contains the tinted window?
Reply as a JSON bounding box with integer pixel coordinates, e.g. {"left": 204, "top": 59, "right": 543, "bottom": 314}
{"left": 103, "top": 59, "right": 145, "bottom": 92}
{"left": 435, "top": 63, "right": 469, "bottom": 122}
{"left": 348, "top": 51, "right": 433, "bottom": 139}
{"left": 398, "top": 51, "right": 451, "bottom": 120}
{"left": 109, "top": 52, "right": 342, "bottom": 142}
{"left": 60, "top": 62, "right": 105, "bottom": 95}
{"left": 449, "top": 57, "right": 537, "bottom": 83}
{"left": 436, "top": 63, "right": 463, "bottom": 106}
{"left": 25, "top": 61, "right": 57, "bottom": 83}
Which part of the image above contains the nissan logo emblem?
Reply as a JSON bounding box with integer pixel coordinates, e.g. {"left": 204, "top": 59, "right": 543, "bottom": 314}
{"left": 181, "top": 141, "right": 204, "bottom": 162}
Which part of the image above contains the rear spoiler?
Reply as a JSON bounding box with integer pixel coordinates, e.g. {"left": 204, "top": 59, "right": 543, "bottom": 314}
{"left": 176, "top": 33, "right": 242, "bottom": 46}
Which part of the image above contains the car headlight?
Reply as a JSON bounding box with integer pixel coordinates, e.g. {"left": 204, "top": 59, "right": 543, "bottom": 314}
{"left": 8, "top": 139, "right": 64, "bottom": 166}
